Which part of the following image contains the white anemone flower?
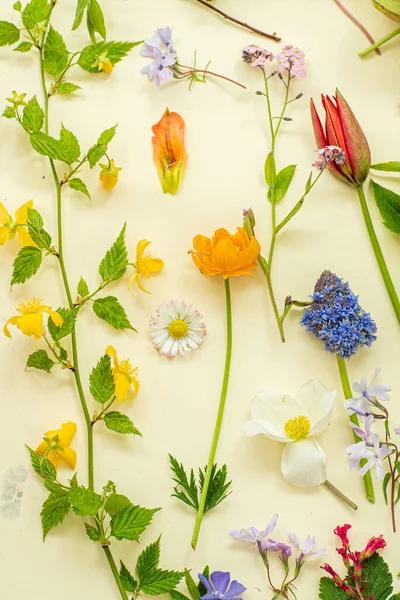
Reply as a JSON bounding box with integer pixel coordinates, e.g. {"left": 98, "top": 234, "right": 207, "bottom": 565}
{"left": 243, "top": 380, "right": 336, "bottom": 488}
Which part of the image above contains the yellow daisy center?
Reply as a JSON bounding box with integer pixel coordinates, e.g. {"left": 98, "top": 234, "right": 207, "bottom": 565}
{"left": 284, "top": 415, "right": 311, "bottom": 440}
{"left": 168, "top": 319, "right": 188, "bottom": 339}
{"left": 16, "top": 297, "right": 44, "bottom": 315}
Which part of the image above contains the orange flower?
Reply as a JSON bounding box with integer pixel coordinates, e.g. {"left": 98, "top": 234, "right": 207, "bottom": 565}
{"left": 190, "top": 227, "right": 260, "bottom": 279}
{"left": 152, "top": 108, "right": 187, "bottom": 194}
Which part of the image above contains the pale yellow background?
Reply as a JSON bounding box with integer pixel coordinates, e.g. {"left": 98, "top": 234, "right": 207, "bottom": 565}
{"left": 1, "top": 0, "right": 400, "bottom": 598}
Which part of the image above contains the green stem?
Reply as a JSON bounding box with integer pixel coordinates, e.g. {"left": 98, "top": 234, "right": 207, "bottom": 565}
{"left": 275, "top": 169, "right": 324, "bottom": 234}
{"left": 191, "top": 278, "right": 233, "bottom": 549}
{"left": 261, "top": 205, "right": 285, "bottom": 342}
{"left": 357, "top": 185, "right": 400, "bottom": 325}
{"left": 323, "top": 480, "right": 358, "bottom": 511}
{"left": 272, "top": 76, "right": 291, "bottom": 144}
{"left": 359, "top": 28, "right": 400, "bottom": 57}
{"left": 102, "top": 546, "right": 129, "bottom": 600}
{"left": 336, "top": 357, "right": 375, "bottom": 503}
{"left": 262, "top": 68, "right": 275, "bottom": 150}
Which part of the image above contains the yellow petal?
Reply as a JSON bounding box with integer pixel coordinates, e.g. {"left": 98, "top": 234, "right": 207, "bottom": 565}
{"left": 127, "top": 271, "right": 137, "bottom": 290}
{"left": 58, "top": 421, "right": 77, "bottom": 447}
{"left": 59, "top": 447, "right": 77, "bottom": 469}
{"left": 46, "top": 310, "right": 63, "bottom": 327}
{"left": 101, "top": 58, "right": 114, "bottom": 74}
{"left": 15, "top": 200, "right": 33, "bottom": 225}
{"left": 0, "top": 202, "right": 9, "bottom": 224}
{"left": 105, "top": 345, "right": 117, "bottom": 358}
{"left": 3, "top": 316, "right": 19, "bottom": 338}
{"left": 136, "top": 275, "right": 151, "bottom": 294}
{"left": 17, "top": 313, "right": 44, "bottom": 339}
{"left": 17, "top": 226, "right": 36, "bottom": 247}
{"left": 35, "top": 441, "right": 48, "bottom": 455}
{"left": 114, "top": 372, "right": 130, "bottom": 402}
{"left": 136, "top": 239, "right": 151, "bottom": 260}
{"left": 0, "top": 225, "right": 11, "bottom": 246}
{"left": 147, "top": 258, "right": 164, "bottom": 274}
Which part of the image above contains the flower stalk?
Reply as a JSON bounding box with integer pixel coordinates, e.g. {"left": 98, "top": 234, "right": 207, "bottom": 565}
{"left": 359, "top": 27, "right": 400, "bottom": 57}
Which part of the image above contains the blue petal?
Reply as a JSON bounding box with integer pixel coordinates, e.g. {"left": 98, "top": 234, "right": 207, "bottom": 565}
{"left": 198, "top": 574, "right": 213, "bottom": 594}
{"left": 226, "top": 580, "right": 247, "bottom": 598}
{"left": 210, "top": 572, "right": 231, "bottom": 594}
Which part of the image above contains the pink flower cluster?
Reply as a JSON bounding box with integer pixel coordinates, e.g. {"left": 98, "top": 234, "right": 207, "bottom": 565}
{"left": 276, "top": 45, "right": 306, "bottom": 79}
{"left": 242, "top": 44, "right": 274, "bottom": 67}
{"left": 312, "top": 145, "right": 346, "bottom": 170}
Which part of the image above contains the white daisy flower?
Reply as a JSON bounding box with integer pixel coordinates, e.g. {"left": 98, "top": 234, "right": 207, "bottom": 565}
{"left": 149, "top": 300, "right": 206, "bottom": 358}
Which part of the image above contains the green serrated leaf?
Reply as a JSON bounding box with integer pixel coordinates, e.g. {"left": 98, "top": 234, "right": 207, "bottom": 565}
{"left": 43, "top": 479, "right": 64, "bottom": 493}
{"left": 60, "top": 124, "right": 81, "bottom": 165}
{"left": 110, "top": 505, "right": 160, "bottom": 541}
{"left": 30, "top": 131, "right": 72, "bottom": 163}
{"left": 371, "top": 180, "right": 400, "bottom": 234}
{"left": 11, "top": 245, "right": 42, "bottom": 285}
{"left": 48, "top": 307, "right": 78, "bottom": 341}
{"left": 69, "top": 485, "right": 102, "bottom": 517}
{"left": 87, "top": 125, "right": 117, "bottom": 168}
{"left": 43, "top": 26, "right": 68, "bottom": 75}
{"left": 92, "top": 296, "right": 135, "bottom": 331}
{"left": 56, "top": 82, "right": 82, "bottom": 95}
{"left": 78, "top": 276, "right": 89, "bottom": 296}
{"left": 59, "top": 346, "right": 68, "bottom": 361}
{"left": 140, "top": 569, "right": 184, "bottom": 596}
{"left": 14, "top": 41, "right": 33, "bottom": 52}
{"left": 72, "top": 0, "right": 90, "bottom": 30}
{"left": 26, "top": 445, "right": 57, "bottom": 480}
{"left": 104, "top": 411, "right": 142, "bottom": 435}
{"left": 136, "top": 537, "right": 160, "bottom": 580}
{"left": 362, "top": 554, "right": 394, "bottom": 600}
{"left": 200, "top": 463, "right": 232, "bottom": 513}
{"left": 69, "top": 177, "right": 90, "bottom": 198}
{"left": 319, "top": 577, "right": 349, "bottom": 600}
{"left": 23, "top": 96, "right": 44, "bottom": 133}
{"left": 265, "top": 152, "right": 276, "bottom": 188}
{"left": 26, "top": 349, "right": 55, "bottom": 373}
{"left": 78, "top": 41, "right": 139, "bottom": 73}
{"left": 0, "top": 21, "right": 20, "bottom": 46}
{"left": 22, "top": 0, "right": 51, "bottom": 30}
{"left": 274, "top": 164, "right": 296, "bottom": 203}
{"left": 120, "top": 562, "right": 138, "bottom": 593}
{"left": 371, "top": 162, "right": 400, "bottom": 172}
{"left": 27, "top": 207, "right": 52, "bottom": 249}
{"left": 3, "top": 106, "right": 16, "bottom": 119}
{"left": 105, "top": 493, "right": 132, "bottom": 517}
{"left": 41, "top": 489, "right": 70, "bottom": 539}
{"left": 89, "top": 354, "right": 115, "bottom": 404}
{"left": 169, "top": 455, "right": 199, "bottom": 511}
{"left": 88, "top": 0, "right": 106, "bottom": 39}
{"left": 99, "top": 224, "right": 128, "bottom": 282}
{"left": 85, "top": 522, "right": 101, "bottom": 542}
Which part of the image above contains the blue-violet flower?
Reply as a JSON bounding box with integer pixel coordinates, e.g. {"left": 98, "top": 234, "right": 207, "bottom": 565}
{"left": 198, "top": 572, "right": 246, "bottom": 600}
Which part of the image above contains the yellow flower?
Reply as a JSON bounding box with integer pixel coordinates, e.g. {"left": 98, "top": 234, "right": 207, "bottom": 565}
{"left": 99, "top": 159, "right": 122, "bottom": 190}
{"left": 36, "top": 421, "right": 77, "bottom": 469}
{"left": 0, "top": 200, "right": 36, "bottom": 246}
{"left": 91, "top": 51, "right": 114, "bottom": 74}
{"left": 106, "top": 345, "right": 140, "bottom": 402}
{"left": 3, "top": 298, "right": 63, "bottom": 340}
{"left": 128, "top": 239, "right": 164, "bottom": 294}
{"left": 6, "top": 91, "right": 27, "bottom": 106}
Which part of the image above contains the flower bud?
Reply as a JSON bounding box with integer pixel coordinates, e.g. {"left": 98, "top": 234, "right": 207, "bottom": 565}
{"left": 99, "top": 159, "right": 122, "bottom": 190}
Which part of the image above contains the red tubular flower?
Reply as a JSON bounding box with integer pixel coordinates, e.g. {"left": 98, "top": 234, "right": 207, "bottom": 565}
{"left": 321, "top": 565, "right": 352, "bottom": 594}
{"left": 334, "top": 524, "right": 352, "bottom": 546}
{"left": 360, "top": 535, "right": 386, "bottom": 561}
{"left": 310, "top": 90, "right": 371, "bottom": 186}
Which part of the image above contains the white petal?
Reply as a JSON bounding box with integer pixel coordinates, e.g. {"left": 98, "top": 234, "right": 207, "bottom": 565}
{"left": 243, "top": 420, "right": 271, "bottom": 437}
{"left": 248, "top": 391, "right": 300, "bottom": 441}
{"left": 309, "top": 390, "right": 336, "bottom": 436}
{"left": 281, "top": 438, "right": 327, "bottom": 488}
{"left": 295, "top": 380, "right": 336, "bottom": 432}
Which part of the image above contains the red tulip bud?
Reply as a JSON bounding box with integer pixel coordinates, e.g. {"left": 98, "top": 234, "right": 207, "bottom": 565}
{"left": 310, "top": 90, "right": 371, "bottom": 187}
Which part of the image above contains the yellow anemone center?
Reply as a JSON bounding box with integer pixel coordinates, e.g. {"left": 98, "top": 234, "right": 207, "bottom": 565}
{"left": 168, "top": 319, "right": 188, "bottom": 339}
{"left": 284, "top": 415, "right": 311, "bottom": 440}
{"left": 16, "top": 297, "right": 44, "bottom": 315}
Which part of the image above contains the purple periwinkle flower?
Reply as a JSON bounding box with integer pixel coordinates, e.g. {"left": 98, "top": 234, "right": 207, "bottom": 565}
{"left": 198, "top": 572, "right": 246, "bottom": 600}
{"left": 230, "top": 514, "right": 278, "bottom": 543}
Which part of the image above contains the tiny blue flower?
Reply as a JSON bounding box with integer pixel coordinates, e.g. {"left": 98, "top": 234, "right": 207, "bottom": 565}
{"left": 300, "top": 270, "right": 377, "bottom": 359}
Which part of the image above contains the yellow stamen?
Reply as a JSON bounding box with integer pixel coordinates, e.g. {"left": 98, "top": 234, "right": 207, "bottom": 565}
{"left": 16, "top": 298, "right": 45, "bottom": 315}
{"left": 168, "top": 319, "right": 188, "bottom": 339}
{"left": 284, "top": 415, "right": 311, "bottom": 440}
{"left": 118, "top": 359, "right": 136, "bottom": 377}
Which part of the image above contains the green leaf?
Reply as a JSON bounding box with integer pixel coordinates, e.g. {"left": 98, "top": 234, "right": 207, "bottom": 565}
{"left": 0, "top": 22, "right": 20, "bottom": 46}
{"left": 120, "top": 562, "right": 138, "bottom": 593}
{"left": 78, "top": 277, "right": 89, "bottom": 296}
{"left": 78, "top": 41, "right": 139, "bottom": 73}
{"left": 140, "top": 569, "right": 184, "bottom": 596}
{"left": 169, "top": 455, "right": 199, "bottom": 511}
{"left": 87, "top": 125, "right": 117, "bottom": 168}
{"left": 170, "top": 591, "right": 190, "bottom": 600}
{"left": 274, "top": 164, "right": 297, "bottom": 203}
{"left": 69, "top": 177, "right": 90, "bottom": 198}
{"left": 88, "top": 0, "right": 106, "bottom": 39}
{"left": 3, "top": 106, "right": 16, "bottom": 119}
{"left": 26, "top": 349, "right": 55, "bottom": 373}
{"left": 197, "top": 566, "right": 210, "bottom": 597}
{"left": 89, "top": 354, "right": 115, "bottom": 404}
{"left": 371, "top": 180, "right": 400, "bottom": 234}
{"left": 105, "top": 493, "right": 132, "bottom": 517}
{"left": 59, "top": 346, "right": 68, "bottom": 361}
{"left": 14, "top": 41, "right": 33, "bottom": 52}
{"left": 104, "top": 412, "right": 142, "bottom": 435}
{"left": 22, "top": 96, "right": 44, "bottom": 133}
{"left": 185, "top": 571, "right": 201, "bottom": 600}
{"left": 22, "top": 0, "right": 51, "bottom": 30}
{"left": 319, "top": 577, "right": 349, "bottom": 600}
{"left": 99, "top": 224, "right": 128, "bottom": 282}
{"left": 13, "top": 2, "right": 22, "bottom": 11}
{"left": 264, "top": 152, "right": 276, "bottom": 188}
{"left": 26, "top": 445, "right": 57, "bottom": 480}
{"left": 48, "top": 307, "right": 78, "bottom": 341}
{"left": 43, "top": 479, "right": 65, "bottom": 493}
{"left": 110, "top": 505, "right": 160, "bottom": 541}
{"left": 30, "top": 132, "right": 63, "bottom": 160}
{"left": 41, "top": 489, "right": 70, "bottom": 539}
{"left": 383, "top": 472, "right": 392, "bottom": 505}
{"left": 60, "top": 124, "right": 81, "bottom": 165}
{"left": 136, "top": 537, "right": 160, "bottom": 580}
{"left": 72, "top": 0, "right": 90, "bottom": 30}
{"left": 84, "top": 523, "right": 101, "bottom": 542}
{"left": 92, "top": 296, "right": 135, "bottom": 331}
{"left": 43, "top": 26, "right": 68, "bottom": 75}
{"left": 11, "top": 246, "right": 42, "bottom": 285}
{"left": 362, "top": 554, "right": 393, "bottom": 600}
{"left": 69, "top": 485, "right": 102, "bottom": 517}
{"left": 199, "top": 463, "right": 232, "bottom": 513}
{"left": 372, "top": 0, "right": 400, "bottom": 21}
{"left": 27, "top": 207, "right": 52, "bottom": 249}
{"left": 371, "top": 162, "right": 400, "bottom": 172}
{"left": 56, "top": 82, "right": 82, "bottom": 95}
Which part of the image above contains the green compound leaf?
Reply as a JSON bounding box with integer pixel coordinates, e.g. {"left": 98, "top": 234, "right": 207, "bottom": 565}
{"left": 371, "top": 180, "right": 400, "bottom": 234}
{"left": 89, "top": 354, "right": 115, "bottom": 404}
{"left": 56, "top": 82, "right": 82, "bottom": 95}
{"left": 26, "top": 349, "right": 55, "bottom": 373}
{"left": 69, "top": 485, "right": 103, "bottom": 517}
{"left": 78, "top": 41, "right": 139, "bottom": 73}
{"left": 92, "top": 296, "right": 135, "bottom": 331}
{"left": 120, "top": 562, "right": 138, "bottom": 593}
{"left": 26, "top": 445, "right": 57, "bottom": 480}
{"left": 27, "top": 207, "right": 52, "bottom": 249}
{"left": 23, "top": 96, "right": 44, "bottom": 132}
{"left": 87, "top": 125, "right": 117, "bottom": 168}
{"left": 22, "top": 0, "right": 51, "bottom": 30}
{"left": 13, "top": 41, "right": 32, "bottom": 52}
{"left": 11, "top": 246, "right": 42, "bottom": 285}
{"left": 43, "top": 26, "right": 69, "bottom": 75}
{"left": 41, "top": 489, "right": 71, "bottom": 539}
{"left": 0, "top": 21, "right": 20, "bottom": 46}
{"left": 48, "top": 307, "right": 78, "bottom": 341}
{"left": 69, "top": 177, "right": 90, "bottom": 198}
{"left": 104, "top": 411, "right": 142, "bottom": 435}
{"left": 110, "top": 505, "right": 161, "bottom": 541}
{"left": 105, "top": 493, "right": 132, "bottom": 517}
{"left": 99, "top": 223, "right": 128, "bottom": 282}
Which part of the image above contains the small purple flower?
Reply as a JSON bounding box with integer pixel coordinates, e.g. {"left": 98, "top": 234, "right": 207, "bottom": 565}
{"left": 140, "top": 46, "right": 177, "bottom": 87}
{"left": 349, "top": 414, "right": 374, "bottom": 443}
{"left": 288, "top": 533, "right": 327, "bottom": 558}
{"left": 344, "top": 368, "right": 391, "bottom": 418}
{"left": 156, "top": 26, "right": 173, "bottom": 48}
{"left": 260, "top": 539, "right": 292, "bottom": 559}
{"left": 359, "top": 434, "right": 392, "bottom": 480}
{"left": 242, "top": 44, "right": 274, "bottom": 67}
{"left": 394, "top": 424, "right": 400, "bottom": 435}
{"left": 313, "top": 146, "right": 346, "bottom": 170}
{"left": 198, "top": 572, "right": 246, "bottom": 600}
{"left": 231, "top": 514, "right": 278, "bottom": 543}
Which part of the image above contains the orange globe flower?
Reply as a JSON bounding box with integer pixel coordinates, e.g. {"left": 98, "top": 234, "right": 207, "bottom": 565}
{"left": 190, "top": 227, "right": 260, "bottom": 279}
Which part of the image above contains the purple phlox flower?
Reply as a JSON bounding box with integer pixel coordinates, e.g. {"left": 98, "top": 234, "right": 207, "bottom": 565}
{"left": 260, "top": 538, "right": 292, "bottom": 559}
{"left": 156, "top": 26, "right": 174, "bottom": 48}
{"left": 140, "top": 36, "right": 162, "bottom": 58}
{"left": 230, "top": 513, "right": 278, "bottom": 543}
{"left": 345, "top": 368, "right": 391, "bottom": 417}
{"left": 140, "top": 46, "right": 177, "bottom": 87}
{"left": 198, "top": 572, "right": 246, "bottom": 600}
{"left": 349, "top": 414, "right": 374, "bottom": 443}
{"left": 358, "top": 433, "right": 392, "bottom": 480}
{"left": 242, "top": 44, "right": 274, "bottom": 67}
{"left": 346, "top": 440, "right": 370, "bottom": 472}
{"left": 343, "top": 403, "right": 372, "bottom": 419}
{"left": 288, "top": 533, "right": 327, "bottom": 559}
{"left": 394, "top": 424, "right": 400, "bottom": 435}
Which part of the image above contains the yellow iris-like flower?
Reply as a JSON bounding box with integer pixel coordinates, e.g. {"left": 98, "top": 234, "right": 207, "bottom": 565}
{"left": 36, "top": 421, "right": 77, "bottom": 469}
{"left": 99, "top": 159, "right": 122, "bottom": 190}
{"left": 0, "top": 200, "right": 36, "bottom": 247}
{"left": 106, "top": 345, "right": 140, "bottom": 402}
{"left": 3, "top": 298, "right": 63, "bottom": 340}
{"left": 128, "top": 239, "right": 164, "bottom": 294}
